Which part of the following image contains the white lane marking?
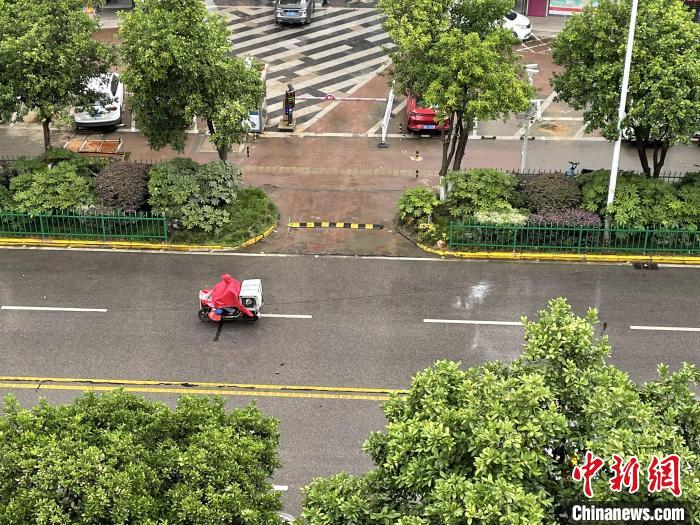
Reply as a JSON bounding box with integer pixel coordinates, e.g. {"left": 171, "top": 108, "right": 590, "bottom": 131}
{"left": 260, "top": 313, "right": 312, "bottom": 319}
{"left": 630, "top": 325, "right": 700, "bottom": 332}
{"left": 273, "top": 485, "right": 289, "bottom": 491}
{"left": 1, "top": 305, "right": 108, "bottom": 313}
{"left": 424, "top": 319, "right": 521, "bottom": 326}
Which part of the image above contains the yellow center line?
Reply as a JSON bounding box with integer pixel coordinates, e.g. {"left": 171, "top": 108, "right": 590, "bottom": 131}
{"left": 0, "top": 382, "right": 390, "bottom": 401}
{"left": 0, "top": 376, "right": 407, "bottom": 397}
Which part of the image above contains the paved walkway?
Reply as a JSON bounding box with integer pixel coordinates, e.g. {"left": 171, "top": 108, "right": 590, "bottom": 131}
{"left": 2, "top": 122, "right": 699, "bottom": 256}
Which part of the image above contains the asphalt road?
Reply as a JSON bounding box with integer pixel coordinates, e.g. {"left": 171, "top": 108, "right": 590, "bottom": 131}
{"left": 1, "top": 248, "right": 699, "bottom": 513}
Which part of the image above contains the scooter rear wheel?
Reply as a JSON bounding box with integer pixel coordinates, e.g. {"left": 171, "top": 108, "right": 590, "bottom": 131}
{"left": 198, "top": 308, "right": 212, "bottom": 322}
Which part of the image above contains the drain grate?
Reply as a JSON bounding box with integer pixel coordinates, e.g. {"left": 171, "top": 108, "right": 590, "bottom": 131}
{"left": 633, "top": 262, "right": 659, "bottom": 270}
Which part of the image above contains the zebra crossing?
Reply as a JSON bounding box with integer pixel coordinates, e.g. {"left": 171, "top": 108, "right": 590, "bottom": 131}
{"left": 213, "top": 4, "right": 393, "bottom": 129}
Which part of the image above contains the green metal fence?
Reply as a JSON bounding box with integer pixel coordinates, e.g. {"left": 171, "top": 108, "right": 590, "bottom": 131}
{"left": 448, "top": 222, "right": 700, "bottom": 255}
{"left": 0, "top": 210, "right": 169, "bottom": 242}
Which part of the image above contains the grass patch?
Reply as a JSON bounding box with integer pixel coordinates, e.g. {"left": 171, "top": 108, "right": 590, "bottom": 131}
{"left": 170, "top": 187, "right": 277, "bottom": 246}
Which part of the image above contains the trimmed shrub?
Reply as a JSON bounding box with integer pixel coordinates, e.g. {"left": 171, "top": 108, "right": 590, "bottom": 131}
{"left": 37, "top": 148, "right": 107, "bottom": 177}
{"left": 196, "top": 161, "right": 243, "bottom": 206}
{"left": 444, "top": 168, "right": 517, "bottom": 218}
{"left": 676, "top": 184, "right": 700, "bottom": 226}
{"left": 94, "top": 162, "right": 149, "bottom": 212}
{"left": 521, "top": 172, "right": 581, "bottom": 212}
{"left": 397, "top": 187, "right": 439, "bottom": 226}
{"left": 416, "top": 222, "right": 449, "bottom": 245}
{"left": 474, "top": 207, "right": 529, "bottom": 225}
{"left": 169, "top": 187, "right": 278, "bottom": 246}
{"left": 0, "top": 150, "right": 105, "bottom": 188}
{"left": 148, "top": 159, "right": 241, "bottom": 233}
{"left": 9, "top": 162, "right": 95, "bottom": 213}
{"left": 0, "top": 157, "right": 43, "bottom": 187}
{"left": 579, "top": 170, "right": 686, "bottom": 228}
{"left": 678, "top": 172, "right": 700, "bottom": 188}
{"left": 0, "top": 186, "right": 12, "bottom": 209}
{"left": 528, "top": 208, "right": 603, "bottom": 227}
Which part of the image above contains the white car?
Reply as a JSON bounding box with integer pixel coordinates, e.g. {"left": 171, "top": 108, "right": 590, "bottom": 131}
{"left": 503, "top": 10, "right": 532, "bottom": 41}
{"left": 73, "top": 73, "right": 124, "bottom": 129}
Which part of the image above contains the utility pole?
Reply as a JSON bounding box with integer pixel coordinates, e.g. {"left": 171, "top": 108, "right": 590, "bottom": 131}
{"left": 607, "top": 0, "right": 639, "bottom": 212}
{"left": 520, "top": 64, "right": 539, "bottom": 174}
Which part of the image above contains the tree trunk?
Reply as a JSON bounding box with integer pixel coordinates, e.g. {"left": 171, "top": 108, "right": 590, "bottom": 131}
{"left": 652, "top": 144, "right": 669, "bottom": 178}
{"left": 634, "top": 140, "right": 651, "bottom": 177}
{"left": 206, "top": 118, "right": 228, "bottom": 161}
{"left": 452, "top": 115, "right": 471, "bottom": 171}
{"left": 42, "top": 118, "right": 52, "bottom": 151}
{"left": 439, "top": 128, "right": 449, "bottom": 178}
{"left": 439, "top": 112, "right": 460, "bottom": 177}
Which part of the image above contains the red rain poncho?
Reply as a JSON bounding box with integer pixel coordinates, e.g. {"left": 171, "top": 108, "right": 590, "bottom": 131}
{"left": 209, "top": 274, "right": 254, "bottom": 317}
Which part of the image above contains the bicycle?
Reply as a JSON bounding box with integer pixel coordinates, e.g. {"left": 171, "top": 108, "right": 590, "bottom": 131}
{"left": 564, "top": 161, "right": 580, "bottom": 177}
{"left": 564, "top": 160, "right": 594, "bottom": 177}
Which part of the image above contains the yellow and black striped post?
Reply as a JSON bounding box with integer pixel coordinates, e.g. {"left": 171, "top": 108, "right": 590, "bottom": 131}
{"left": 288, "top": 221, "right": 384, "bottom": 230}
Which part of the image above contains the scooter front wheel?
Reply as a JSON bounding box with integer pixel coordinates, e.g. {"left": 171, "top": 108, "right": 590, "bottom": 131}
{"left": 198, "top": 308, "right": 212, "bottom": 322}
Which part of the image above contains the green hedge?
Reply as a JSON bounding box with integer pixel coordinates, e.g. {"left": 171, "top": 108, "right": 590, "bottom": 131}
{"left": 397, "top": 168, "right": 700, "bottom": 247}
{"left": 0, "top": 151, "right": 278, "bottom": 245}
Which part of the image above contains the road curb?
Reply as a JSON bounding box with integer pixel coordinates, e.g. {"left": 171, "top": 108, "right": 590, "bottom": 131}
{"left": 416, "top": 243, "right": 700, "bottom": 265}
{"left": 0, "top": 220, "right": 278, "bottom": 252}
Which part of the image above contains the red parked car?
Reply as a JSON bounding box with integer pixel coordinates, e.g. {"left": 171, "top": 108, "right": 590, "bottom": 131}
{"left": 406, "top": 94, "right": 449, "bottom": 132}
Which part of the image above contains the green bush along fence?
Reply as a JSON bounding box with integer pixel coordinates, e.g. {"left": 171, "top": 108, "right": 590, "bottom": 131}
{"left": 448, "top": 222, "right": 700, "bottom": 255}
{"left": 0, "top": 210, "right": 169, "bottom": 242}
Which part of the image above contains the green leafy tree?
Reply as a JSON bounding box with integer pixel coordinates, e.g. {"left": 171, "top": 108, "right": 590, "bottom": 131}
{"left": 0, "top": 391, "right": 282, "bottom": 524}
{"left": 300, "top": 298, "right": 700, "bottom": 524}
{"left": 0, "top": 0, "right": 113, "bottom": 150}
{"left": 119, "top": 0, "right": 264, "bottom": 161}
{"left": 551, "top": 0, "right": 700, "bottom": 177}
{"left": 379, "top": 0, "right": 532, "bottom": 176}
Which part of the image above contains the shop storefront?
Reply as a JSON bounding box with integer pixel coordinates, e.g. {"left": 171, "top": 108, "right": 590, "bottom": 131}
{"left": 525, "top": 0, "right": 598, "bottom": 17}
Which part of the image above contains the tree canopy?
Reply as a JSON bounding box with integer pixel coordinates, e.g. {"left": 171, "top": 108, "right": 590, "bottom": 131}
{"left": 119, "top": 0, "right": 264, "bottom": 160}
{"left": 0, "top": 391, "right": 282, "bottom": 524}
{"left": 551, "top": 0, "right": 700, "bottom": 177}
{"left": 0, "top": 0, "right": 114, "bottom": 150}
{"left": 379, "top": 0, "right": 532, "bottom": 176}
{"left": 300, "top": 298, "right": 700, "bottom": 524}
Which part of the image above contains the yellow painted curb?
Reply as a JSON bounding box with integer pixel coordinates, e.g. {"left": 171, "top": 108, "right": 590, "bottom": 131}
{"left": 0, "top": 382, "right": 390, "bottom": 402}
{"left": 416, "top": 244, "right": 700, "bottom": 265}
{"left": 0, "top": 220, "right": 278, "bottom": 252}
{"left": 0, "top": 375, "right": 406, "bottom": 402}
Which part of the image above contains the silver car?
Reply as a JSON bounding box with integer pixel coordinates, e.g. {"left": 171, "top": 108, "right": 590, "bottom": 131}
{"left": 275, "top": 0, "right": 314, "bottom": 24}
{"left": 73, "top": 73, "right": 124, "bottom": 129}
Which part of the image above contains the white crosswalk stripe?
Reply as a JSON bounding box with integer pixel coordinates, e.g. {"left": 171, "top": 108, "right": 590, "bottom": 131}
{"left": 213, "top": 5, "right": 392, "bottom": 128}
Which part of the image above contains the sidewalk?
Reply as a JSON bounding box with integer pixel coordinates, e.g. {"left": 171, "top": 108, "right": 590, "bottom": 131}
{"left": 2, "top": 122, "right": 700, "bottom": 256}
{"left": 529, "top": 15, "right": 568, "bottom": 38}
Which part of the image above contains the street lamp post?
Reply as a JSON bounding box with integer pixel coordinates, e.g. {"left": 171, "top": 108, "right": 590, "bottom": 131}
{"left": 607, "top": 0, "right": 639, "bottom": 212}
{"left": 520, "top": 64, "right": 539, "bottom": 174}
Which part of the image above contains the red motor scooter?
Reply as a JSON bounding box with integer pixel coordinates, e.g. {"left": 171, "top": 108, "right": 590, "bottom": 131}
{"left": 198, "top": 274, "right": 263, "bottom": 322}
